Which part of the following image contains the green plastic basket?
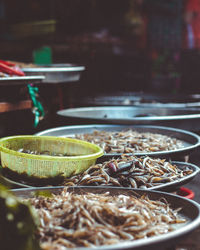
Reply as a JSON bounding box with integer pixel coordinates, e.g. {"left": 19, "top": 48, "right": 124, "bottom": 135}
{"left": 0, "top": 135, "right": 103, "bottom": 179}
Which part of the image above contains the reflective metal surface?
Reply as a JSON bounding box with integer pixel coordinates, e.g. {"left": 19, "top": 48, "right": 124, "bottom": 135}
{"left": 74, "top": 92, "right": 200, "bottom": 108}
{"left": 57, "top": 106, "right": 200, "bottom": 131}
{"left": 22, "top": 63, "right": 85, "bottom": 83}
{"left": 36, "top": 124, "right": 200, "bottom": 158}
{"left": 0, "top": 75, "right": 45, "bottom": 85}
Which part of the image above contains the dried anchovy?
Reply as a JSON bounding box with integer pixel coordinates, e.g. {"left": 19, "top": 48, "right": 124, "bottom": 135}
{"left": 64, "top": 155, "right": 193, "bottom": 188}
{"left": 29, "top": 188, "right": 186, "bottom": 249}
{"left": 73, "top": 129, "right": 184, "bottom": 154}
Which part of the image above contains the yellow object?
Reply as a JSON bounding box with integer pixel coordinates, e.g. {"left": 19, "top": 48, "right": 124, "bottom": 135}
{"left": 11, "top": 19, "right": 56, "bottom": 38}
{"left": 0, "top": 136, "right": 103, "bottom": 179}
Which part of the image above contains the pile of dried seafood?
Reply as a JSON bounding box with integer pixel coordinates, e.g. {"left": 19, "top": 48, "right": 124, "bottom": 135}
{"left": 73, "top": 129, "right": 183, "bottom": 153}
{"left": 29, "top": 188, "right": 186, "bottom": 249}
{"left": 64, "top": 155, "right": 193, "bottom": 188}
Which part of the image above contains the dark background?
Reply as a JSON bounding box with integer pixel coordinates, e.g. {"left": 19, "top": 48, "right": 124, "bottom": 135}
{"left": 0, "top": 0, "right": 199, "bottom": 135}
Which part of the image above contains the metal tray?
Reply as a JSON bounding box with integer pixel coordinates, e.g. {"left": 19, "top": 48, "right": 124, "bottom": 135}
{"left": 2, "top": 161, "right": 199, "bottom": 192}
{"left": 0, "top": 75, "right": 45, "bottom": 86}
{"left": 76, "top": 92, "right": 200, "bottom": 108}
{"left": 147, "top": 161, "right": 200, "bottom": 192}
{"left": 12, "top": 186, "right": 200, "bottom": 250}
{"left": 22, "top": 63, "right": 85, "bottom": 83}
{"left": 36, "top": 124, "right": 200, "bottom": 158}
{"left": 57, "top": 106, "right": 200, "bottom": 132}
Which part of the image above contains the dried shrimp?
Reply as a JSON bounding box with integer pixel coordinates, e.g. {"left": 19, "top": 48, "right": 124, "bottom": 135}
{"left": 29, "top": 188, "right": 186, "bottom": 249}
{"left": 73, "top": 129, "right": 184, "bottom": 154}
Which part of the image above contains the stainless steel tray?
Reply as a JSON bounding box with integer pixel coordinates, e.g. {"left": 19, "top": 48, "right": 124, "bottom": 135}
{"left": 22, "top": 63, "right": 85, "bottom": 83}
{"left": 12, "top": 186, "right": 200, "bottom": 250}
{"left": 57, "top": 106, "right": 200, "bottom": 132}
{"left": 3, "top": 161, "right": 199, "bottom": 192}
{"left": 36, "top": 124, "right": 200, "bottom": 158}
{"left": 78, "top": 92, "right": 200, "bottom": 108}
{"left": 147, "top": 161, "right": 200, "bottom": 192}
{"left": 0, "top": 75, "right": 45, "bottom": 86}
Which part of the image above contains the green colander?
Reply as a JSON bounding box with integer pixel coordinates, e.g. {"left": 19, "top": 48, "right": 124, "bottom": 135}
{"left": 0, "top": 135, "right": 104, "bottom": 179}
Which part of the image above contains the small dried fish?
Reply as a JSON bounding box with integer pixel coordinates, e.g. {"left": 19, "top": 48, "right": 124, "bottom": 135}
{"left": 28, "top": 188, "right": 186, "bottom": 249}
{"left": 73, "top": 129, "right": 184, "bottom": 154}
{"left": 64, "top": 155, "right": 193, "bottom": 189}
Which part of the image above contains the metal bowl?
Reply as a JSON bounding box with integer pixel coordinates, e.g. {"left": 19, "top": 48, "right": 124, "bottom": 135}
{"left": 4, "top": 160, "right": 199, "bottom": 192}
{"left": 57, "top": 106, "right": 200, "bottom": 132}
{"left": 72, "top": 92, "right": 200, "bottom": 108}
{"left": 12, "top": 186, "right": 200, "bottom": 250}
{"left": 22, "top": 63, "right": 85, "bottom": 83}
{"left": 35, "top": 124, "right": 200, "bottom": 159}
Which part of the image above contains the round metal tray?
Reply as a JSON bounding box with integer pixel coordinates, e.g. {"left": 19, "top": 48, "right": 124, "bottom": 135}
{"left": 57, "top": 106, "right": 200, "bottom": 132}
{"left": 0, "top": 75, "right": 45, "bottom": 86}
{"left": 3, "top": 161, "right": 199, "bottom": 192}
{"left": 76, "top": 92, "right": 200, "bottom": 108}
{"left": 12, "top": 186, "right": 200, "bottom": 250}
{"left": 22, "top": 63, "right": 85, "bottom": 83}
{"left": 36, "top": 124, "right": 200, "bottom": 159}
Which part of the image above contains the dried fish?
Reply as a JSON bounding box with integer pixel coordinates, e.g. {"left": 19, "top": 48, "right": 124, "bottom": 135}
{"left": 28, "top": 188, "right": 186, "bottom": 249}
{"left": 73, "top": 129, "right": 184, "bottom": 154}
{"left": 64, "top": 155, "right": 193, "bottom": 189}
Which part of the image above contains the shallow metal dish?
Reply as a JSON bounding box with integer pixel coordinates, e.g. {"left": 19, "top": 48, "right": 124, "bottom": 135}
{"left": 22, "top": 63, "right": 85, "bottom": 83}
{"left": 12, "top": 186, "right": 200, "bottom": 250}
{"left": 57, "top": 106, "right": 200, "bottom": 132}
{"left": 77, "top": 92, "right": 200, "bottom": 108}
{"left": 3, "top": 161, "right": 199, "bottom": 192}
{"left": 0, "top": 75, "right": 45, "bottom": 86}
{"left": 73, "top": 91, "right": 200, "bottom": 108}
{"left": 147, "top": 161, "right": 200, "bottom": 192}
{"left": 36, "top": 124, "right": 200, "bottom": 158}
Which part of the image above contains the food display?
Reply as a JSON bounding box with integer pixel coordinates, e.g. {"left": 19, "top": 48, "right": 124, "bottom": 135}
{"left": 28, "top": 188, "right": 186, "bottom": 249}
{"left": 73, "top": 129, "right": 184, "bottom": 154}
{"left": 64, "top": 155, "right": 193, "bottom": 189}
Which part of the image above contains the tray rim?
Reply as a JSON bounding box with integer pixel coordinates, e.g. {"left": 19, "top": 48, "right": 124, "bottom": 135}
{"left": 22, "top": 65, "right": 85, "bottom": 72}
{"left": 0, "top": 75, "right": 45, "bottom": 81}
{"left": 0, "top": 75, "right": 45, "bottom": 86}
{"left": 57, "top": 106, "right": 200, "bottom": 121}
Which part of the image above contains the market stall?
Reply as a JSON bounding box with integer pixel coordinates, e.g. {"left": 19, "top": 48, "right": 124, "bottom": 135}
{"left": 1, "top": 1, "right": 200, "bottom": 250}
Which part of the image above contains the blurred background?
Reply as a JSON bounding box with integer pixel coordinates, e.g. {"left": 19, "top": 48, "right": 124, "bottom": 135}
{"left": 0, "top": 0, "right": 200, "bottom": 135}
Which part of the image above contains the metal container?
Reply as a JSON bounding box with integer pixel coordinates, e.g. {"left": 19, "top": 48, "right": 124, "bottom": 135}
{"left": 36, "top": 124, "right": 200, "bottom": 159}
{"left": 57, "top": 106, "right": 200, "bottom": 132}
{"left": 2, "top": 160, "right": 199, "bottom": 192}
{"left": 0, "top": 75, "right": 45, "bottom": 86}
{"left": 72, "top": 92, "right": 200, "bottom": 108}
{"left": 22, "top": 64, "right": 85, "bottom": 83}
{"left": 12, "top": 186, "right": 200, "bottom": 250}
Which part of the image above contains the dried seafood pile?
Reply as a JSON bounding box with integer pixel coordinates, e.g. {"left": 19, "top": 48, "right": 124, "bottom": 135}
{"left": 73, "top": 129, "right": 183, "bottom": 153}
{"left": 64, "top": 155, "right": 193, "bottom": 188}
{"left": 29, "top": 188, "right": 186, "bottom": 249}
